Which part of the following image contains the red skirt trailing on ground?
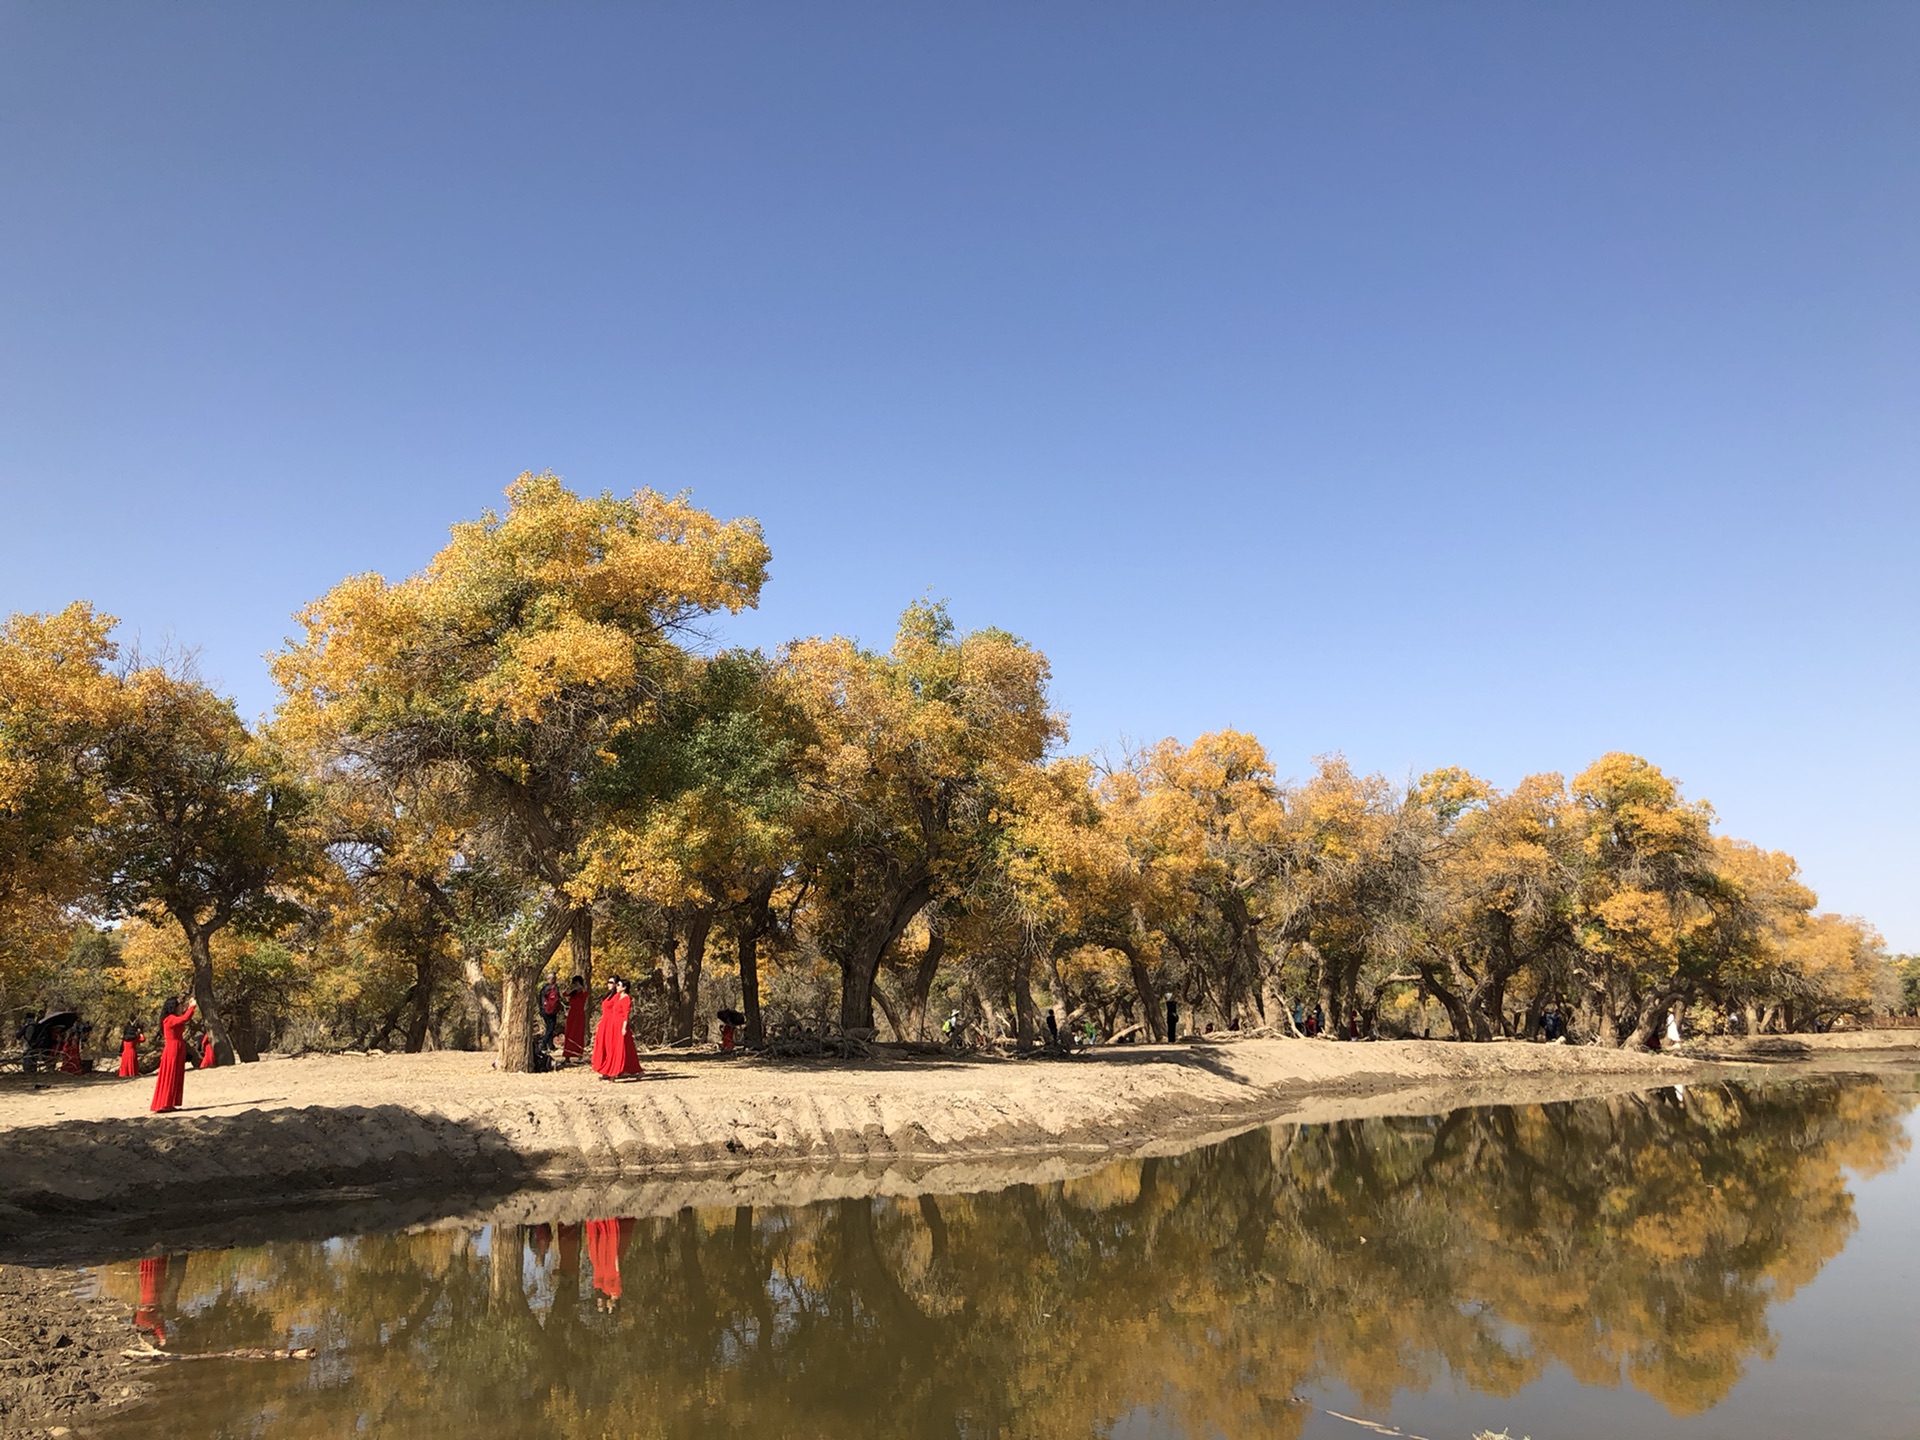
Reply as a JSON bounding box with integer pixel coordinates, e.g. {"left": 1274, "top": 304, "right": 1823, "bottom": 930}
{"left": 149, "top": 1005, "right": 195, "bottom": 1113}
{"left": 591, "top": 993, "right": 641, "bottom": 1079}
{"left": 201, "top": 1034, "right": 218, "bottom": 1068}
{"left": 562, "top": 990, "right": 588, "bottom": 1060}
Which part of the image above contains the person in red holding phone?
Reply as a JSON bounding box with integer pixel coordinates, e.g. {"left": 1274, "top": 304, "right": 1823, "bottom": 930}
{"left": 150, "top": 998, "right": 196, "bottom": 1113}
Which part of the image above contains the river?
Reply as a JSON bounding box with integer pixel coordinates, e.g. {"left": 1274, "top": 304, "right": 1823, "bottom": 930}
{"left": 85, "top": 1073, "right": 1920, "bottom": 1438}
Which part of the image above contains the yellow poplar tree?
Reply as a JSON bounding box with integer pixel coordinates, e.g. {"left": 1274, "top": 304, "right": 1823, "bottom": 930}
{"left": 272, "top": 473, "right": 769, "bottom": 1069}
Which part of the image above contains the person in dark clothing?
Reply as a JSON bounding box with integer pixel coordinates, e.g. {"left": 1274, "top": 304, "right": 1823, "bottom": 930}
{"left": 539, "top": 973, "right": 562, "bottom": 1052}
{"left": 1165, "top": 997, "right": 1178, "bottom": 1042}
{"left": 1044, "top": 1010, "right": 1059, "bottom": 1048}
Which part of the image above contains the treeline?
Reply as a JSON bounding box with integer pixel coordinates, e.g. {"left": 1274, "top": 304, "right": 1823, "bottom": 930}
{"left": 0, "top": 475, "right": 1901, "bottom": 1066}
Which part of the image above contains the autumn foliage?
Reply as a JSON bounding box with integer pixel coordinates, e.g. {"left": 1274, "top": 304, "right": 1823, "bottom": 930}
{"left": 0, "top": 476, "right": 1897, "bottom": 1062}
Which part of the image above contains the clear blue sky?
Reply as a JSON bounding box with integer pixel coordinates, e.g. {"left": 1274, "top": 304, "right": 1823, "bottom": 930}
{"left": 1, "top": 4, "right": 1914, "bottom": 947}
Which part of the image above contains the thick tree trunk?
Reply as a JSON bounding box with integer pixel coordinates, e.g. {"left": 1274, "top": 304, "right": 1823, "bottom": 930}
{"left": 1589, "top": 983, "right": 1621, "bottom": 1048}
{"left": 737, "top": 920, "right": 764, "bottom": 1050}
{"left": 1318, "top": 965, "right": 1342, "bottom": 1041}
{"left": 1012, "top": 949, "right": 1037, "bottom": 1051}
{"left": 183, "top": 922, "right": 239, "bottom": 1065}
{"left": 461, "top": 957, "right": 501, "bottom": 1047}
{"left": 498, "top": 904, "right": 573, "bottom": 1072}
{"left": 837, "top": 881, "right": 933, "bottom": 1032}
{"left": 404, "top": 959, "right": 434, "bottom": 1053}
{"left": 668, "top": 907, "right": 712, "bottom": 1043}
{"left": 1625, "top": 994, "right": 1675, "bottom": 1051}
{"left": 872, "top": 980, "right": 908, "bottom": 1042}
{"left": 1419, "top": 964, "right": 1475, "bottom": 1040}
{"left": 901, "top": 933, "right": 947, "bottom": 1042}
{"left": 1125, "top": 948, "right": 1163, "bottom": 1041}
{"left": 569, "top": 909, "right": 594, "bottom": 1000}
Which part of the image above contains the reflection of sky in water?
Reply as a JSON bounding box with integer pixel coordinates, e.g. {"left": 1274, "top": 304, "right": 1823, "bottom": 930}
{"left": 85, "top": 1077, "right": 1920, "bottom": 1440}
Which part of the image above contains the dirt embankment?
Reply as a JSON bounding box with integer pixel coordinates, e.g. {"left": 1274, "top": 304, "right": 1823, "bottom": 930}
{"left": 0, "top": 1037, "right": 1702, "bottom": 1257}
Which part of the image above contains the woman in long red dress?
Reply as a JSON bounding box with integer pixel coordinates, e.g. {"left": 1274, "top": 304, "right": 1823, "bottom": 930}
{"left": 200, "top": 1032, "right": 218, "bottom": 1069}
{"left": 561, "top": 975, "right": 589, "bottom": 1061}
{"left": 590, "top": 978, "right": 640, "bottom": 1079}
{"left": 118, "top": 1019, "right": 144, "bottom": 1078}
{"left": 149, "top": 998, "right": 195, "bottom": 1113}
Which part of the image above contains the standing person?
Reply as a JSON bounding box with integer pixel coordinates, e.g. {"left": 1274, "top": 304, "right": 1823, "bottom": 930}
{"left": 592, "top": 978, "right": 640, "bottom": 1079}
{"left": 1165, "top": 997, "right": 1178, "bottom": 1043}
{"left": 200, "top": 1031, "right": 219, "bottom": 1069}
{"left": 149, "top": 998, "right": 196, "bottom": 1113}
{"left": 562, "top": 975, "right": 590, "bottom": 1062}
{"left": 1045, "top": 1010, "right": 1060, "bottom": 1049}
{"left": 118, "top": 1018, "right": 144, "bottom": 1078}
{"left": 539, "top": 973, "right": 562, "bottom": 1054}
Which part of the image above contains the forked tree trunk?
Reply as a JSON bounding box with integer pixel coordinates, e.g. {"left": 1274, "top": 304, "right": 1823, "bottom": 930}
{"left": 901, "top": 933, "right": 947, "bottom": 1041}
{"left": 667, "top": 907, "right": 713, "bottom": 1043}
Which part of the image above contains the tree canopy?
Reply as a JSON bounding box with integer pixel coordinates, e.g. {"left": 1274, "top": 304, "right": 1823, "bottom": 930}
{"left": 0, "top": 475, "right": 1898, "bottom": 1061}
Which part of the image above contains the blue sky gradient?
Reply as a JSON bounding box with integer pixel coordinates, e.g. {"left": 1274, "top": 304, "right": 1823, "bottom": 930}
{"left": 1, "top": 3, "right": 1914, "bottom": 944}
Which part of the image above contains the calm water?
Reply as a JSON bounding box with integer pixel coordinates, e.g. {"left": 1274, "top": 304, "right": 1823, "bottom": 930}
{"left": 87, "top": 1076, "right": 1920, "bottom": 1440}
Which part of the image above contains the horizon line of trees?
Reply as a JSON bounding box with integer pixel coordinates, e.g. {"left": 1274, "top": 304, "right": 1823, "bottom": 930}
{"left": 2, "top": 474, "right": 1907, "bottom": 1067}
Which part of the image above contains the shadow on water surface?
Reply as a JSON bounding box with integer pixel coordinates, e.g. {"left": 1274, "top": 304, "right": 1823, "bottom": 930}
{"left": 82, "top": 1076, "right": 1916, "bottom": 1440}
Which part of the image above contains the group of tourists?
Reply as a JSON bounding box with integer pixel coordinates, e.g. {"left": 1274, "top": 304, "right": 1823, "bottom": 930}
{"left": 538, "top": 973, "right": 643, "bottom": 1080}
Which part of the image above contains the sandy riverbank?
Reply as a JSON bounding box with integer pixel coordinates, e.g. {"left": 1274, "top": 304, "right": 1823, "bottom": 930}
{"left": 0, "top": 1036, "right": 1712, "bottom": 1253}
{"left": 8, "top": 1030, "right": 1916, "bottom": 1266}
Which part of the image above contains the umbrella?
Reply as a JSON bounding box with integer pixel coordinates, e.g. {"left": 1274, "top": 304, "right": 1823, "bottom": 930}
{"left": 716, "top": 1008, "right": 747, "bottom": 1026}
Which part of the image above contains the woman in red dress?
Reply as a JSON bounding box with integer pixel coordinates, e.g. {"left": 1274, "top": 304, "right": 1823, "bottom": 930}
{"left": 561, "top": 975, "right": 589, "bottom": 1061}
{"left": 118, "top": 1019, "right": 144, "bottom": 1078}
{"left": 149, "top": 998, "right": 195, "bottom": 1113}
{"left": 590, "top": 978, "right": 640, "bottom": 1079}
{"left": 200, "top": 1032, "right": 218, "bottom": 1069}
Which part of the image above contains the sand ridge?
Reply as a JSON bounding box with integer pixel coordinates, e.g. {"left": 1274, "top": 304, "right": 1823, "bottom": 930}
{"left": 0, "top": 1037, "right": 1703, "bottom": 1243}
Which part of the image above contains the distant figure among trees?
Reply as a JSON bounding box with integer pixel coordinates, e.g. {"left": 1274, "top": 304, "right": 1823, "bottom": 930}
{"left": 118, "top": 1018, "right": 143, "bottom": 1077}
{"left": 562, "top": 976, "right": 589, "bottom": 1062}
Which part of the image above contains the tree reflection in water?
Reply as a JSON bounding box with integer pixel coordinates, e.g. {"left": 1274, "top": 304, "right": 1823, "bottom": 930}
{"left": 95, "top": 1078, "right": 1912, "bottom": 1439}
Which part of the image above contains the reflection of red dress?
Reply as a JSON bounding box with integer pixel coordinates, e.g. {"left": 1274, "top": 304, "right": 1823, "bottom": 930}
{"left": 149, "top": 1005, "right": 195, "bottom": 1113}
{"left": 562, "top": 989, "right": 588, "bottom": 1059}
{"left": 133, "top": 1255, "right": 169, "bottom": 1347}
{"left": 591, "top": 993, "right": 640, "bottom": 1078}
{"left": 119, "top": 1033, "right": 143, "bottom": 1078}
{"left": 586, "top": 1217, "right": 634, "bottom": 1301}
